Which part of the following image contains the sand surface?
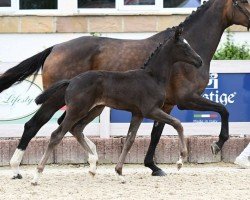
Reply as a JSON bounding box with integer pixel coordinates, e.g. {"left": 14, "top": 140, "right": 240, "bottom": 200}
{"left": 0, "top": 163, "right": 249, "bottom": 200}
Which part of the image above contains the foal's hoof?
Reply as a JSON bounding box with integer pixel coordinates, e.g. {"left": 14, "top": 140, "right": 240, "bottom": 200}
{"left": 12, "top": 174, "right": 22, "bottom": 180}
{"left": 152, "top": 169, "right": 166, "bottom": 176}
{"left": 176, "top": 162, "right": 183, "bottom": 171}
{"left": 211, "top": 142, "right": 221, "bottom": 155}
{"left": 31, "top": 181, "right": 38, "bottom": 186}
{"left": 115, "top": 172, "right": 126, "bottom": 184}
{"left": 117, "top": 175, "right": 126, "bottom": 184}
{"left": 88, "top": 171, "right": 96, "bottom": 177}
{"left": 119, "top": 176, "right": 126, "bottom": 184}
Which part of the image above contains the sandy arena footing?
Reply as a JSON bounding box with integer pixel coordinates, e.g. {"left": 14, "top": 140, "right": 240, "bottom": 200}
{"left": 0, "top": 163, "right": 249, "bottom": 200}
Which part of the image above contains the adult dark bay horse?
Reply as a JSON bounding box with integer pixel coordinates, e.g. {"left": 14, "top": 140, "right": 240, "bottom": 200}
{"left": 0, "top": 0, "right": 249, "bottom": 178}
{"left": 31, "top": 28, "right": 202, "bottom": 185}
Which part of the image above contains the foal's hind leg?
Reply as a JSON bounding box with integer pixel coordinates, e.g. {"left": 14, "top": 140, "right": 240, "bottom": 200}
{"left": 10, "top": 92, "right": 65, "bottom": 179}
{"left": 115, "top": 114, "right": 143, "bottom": 183}
{"left": 31, "top": 108, "right": 85, "bottom": 185}
{"left": 31, "top": 125, "right": 67, "bottom": 185}
{"left": 147, "top": 108, "right": 187, "bottom": 170}
{"left": 69, "top": 106, "right": 105, "bottom": 176}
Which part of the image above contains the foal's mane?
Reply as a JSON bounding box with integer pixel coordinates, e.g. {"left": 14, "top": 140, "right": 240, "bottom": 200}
{"left": 142, "top": 0, "right": 212, "bottom": 69}
{"left": 142, "top": 30, "right": 174, "bottom": 69}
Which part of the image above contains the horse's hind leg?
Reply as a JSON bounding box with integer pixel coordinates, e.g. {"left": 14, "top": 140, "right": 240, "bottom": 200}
{"left": 115, "top": 114, "right": 143, "bottom": 183}
{"left": 147, "top": 108, "right": 187, "bottom": 170}
{"left": 10, "top": 92, "right": 65, "bottom": 179}
{"left": 69, "top": 106, "right": 105, "bottom": 176}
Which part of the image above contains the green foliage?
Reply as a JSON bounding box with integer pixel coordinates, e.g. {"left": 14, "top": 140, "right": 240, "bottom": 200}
{"left": 213, "top": 31, "right": 250, "bottom": 60}
{"left": 90, "top": 32, "right": 102, "bottom": 37}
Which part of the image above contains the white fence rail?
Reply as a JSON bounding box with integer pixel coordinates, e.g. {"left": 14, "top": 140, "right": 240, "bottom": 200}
{"left": 0, "top": 61, "right": 250, "bottom": 138}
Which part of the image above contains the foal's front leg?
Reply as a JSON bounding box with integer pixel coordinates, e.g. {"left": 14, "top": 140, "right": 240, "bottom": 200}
{"left": 115, "top": 114, "right": 143, "bottom": 183}
{"left": 147, "top": 108, "right": 187, "bottom": 170}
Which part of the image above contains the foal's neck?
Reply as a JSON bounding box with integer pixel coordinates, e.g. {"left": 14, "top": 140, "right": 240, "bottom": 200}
{"left": 144, "top": 43, "right": 173, "bottom": 85}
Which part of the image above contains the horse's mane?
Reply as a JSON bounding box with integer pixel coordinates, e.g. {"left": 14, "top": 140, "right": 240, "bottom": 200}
{"left": 181, "top": 0, "right": 213, "bottom": 27}
{"left": 142, "top": 0, "right": 213, "bottom": 68}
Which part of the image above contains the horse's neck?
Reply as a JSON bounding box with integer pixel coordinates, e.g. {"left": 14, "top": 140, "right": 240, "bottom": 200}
{"left": 183, "top": 1, "right": 230, "bottom": 66}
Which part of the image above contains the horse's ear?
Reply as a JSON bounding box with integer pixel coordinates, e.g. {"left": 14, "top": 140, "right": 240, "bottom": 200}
{"left": 174, "top": 26, "right": 183, "bottom": 41}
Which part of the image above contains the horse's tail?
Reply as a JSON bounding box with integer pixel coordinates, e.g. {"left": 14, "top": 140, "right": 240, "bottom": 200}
{"left": 0, "top": 46, "right": 54, "bottom": 93}
{"left": 35, "top": 80, "right": 70, "bottom": 105}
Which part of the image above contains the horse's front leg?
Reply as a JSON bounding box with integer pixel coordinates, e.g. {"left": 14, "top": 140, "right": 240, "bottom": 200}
{"left": 144, "top": 105, "right": 174, "bottom": 176}
{"left": 178, "top": 94, "right": 229, "bottom": 154}
{"left": 115, "top": 114, "right": 143, "bottom": 183}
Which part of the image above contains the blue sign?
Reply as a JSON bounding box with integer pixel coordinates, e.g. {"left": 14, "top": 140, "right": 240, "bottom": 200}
{"left": 110, "top": 73, "right": 250, "bottom": 123}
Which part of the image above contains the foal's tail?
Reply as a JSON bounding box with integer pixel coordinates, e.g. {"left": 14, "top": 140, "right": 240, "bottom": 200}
{"left": 35, "top": 80, "right": 70, "bottom": 105}
{"left": 0, "top": 46, "right": 54, "bottom": 93}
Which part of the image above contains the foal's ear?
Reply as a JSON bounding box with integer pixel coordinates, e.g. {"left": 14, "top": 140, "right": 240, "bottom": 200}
{"left": 174, "top": 26, "right": 183, "bottom": 41}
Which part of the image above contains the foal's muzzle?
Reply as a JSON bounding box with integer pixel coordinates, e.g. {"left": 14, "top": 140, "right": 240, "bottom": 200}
{"left": 194, "top": 57, "right": 203, "bottom": 68}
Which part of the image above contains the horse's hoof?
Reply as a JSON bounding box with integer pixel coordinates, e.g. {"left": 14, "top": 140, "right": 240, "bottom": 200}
{"left": 152, "top": 169, "right": 166, "bottom": 176}
{"left": 211, "top": 142, "right": 221, "bottom": 155}
{"left": 12, "top": 174, "right": 22, "bottom": 180}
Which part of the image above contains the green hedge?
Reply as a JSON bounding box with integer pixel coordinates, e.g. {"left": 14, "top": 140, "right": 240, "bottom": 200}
{"left": 213, "top": 31, "right": 250, "bottom": 60}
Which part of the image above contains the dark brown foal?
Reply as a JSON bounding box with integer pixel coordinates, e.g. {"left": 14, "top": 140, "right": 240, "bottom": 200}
{"left": 31, "top": 27, "right": 202, "bottom": 185}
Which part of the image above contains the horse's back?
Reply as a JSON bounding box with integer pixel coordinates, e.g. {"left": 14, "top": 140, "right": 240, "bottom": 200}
{"left": 42, "top": 36, "right": 157, "bottom": 89}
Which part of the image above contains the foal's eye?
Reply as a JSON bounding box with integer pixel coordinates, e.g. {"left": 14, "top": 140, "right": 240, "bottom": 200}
{"left": 240, "top": 0, "right": 248, "bottom": 3}
{"left": 243, "top": 0, "right": 250, "bottom": 4}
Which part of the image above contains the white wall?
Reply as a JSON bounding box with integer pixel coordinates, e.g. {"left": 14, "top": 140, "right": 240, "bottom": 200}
{"left": 0, "top": 32, "right": 249, "bottom": 62}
